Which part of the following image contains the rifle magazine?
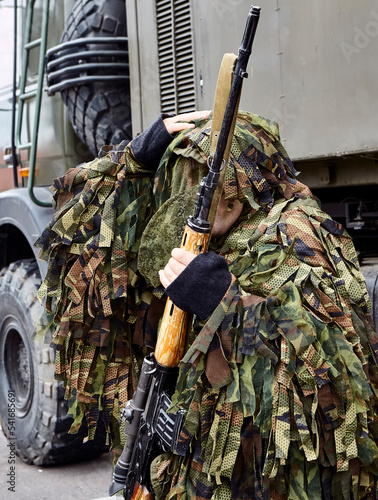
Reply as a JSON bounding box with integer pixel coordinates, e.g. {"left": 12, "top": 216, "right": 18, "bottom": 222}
{"left": 154, "top": 392, "right": 186, "bottom": 454}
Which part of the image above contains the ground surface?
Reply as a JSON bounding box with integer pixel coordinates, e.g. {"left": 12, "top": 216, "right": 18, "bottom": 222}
{"left": 0, "top": 425, "right": 115, "bottom": 500}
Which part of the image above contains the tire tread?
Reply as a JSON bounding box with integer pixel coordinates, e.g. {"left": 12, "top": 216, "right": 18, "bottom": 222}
{"left": 60, "top": 0, "right": 131, "bottom": 156}
{"left": 0, "top": 259, "right": 108, "bottom": 466}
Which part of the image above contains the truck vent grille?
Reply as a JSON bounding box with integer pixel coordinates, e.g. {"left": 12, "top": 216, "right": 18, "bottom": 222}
{"left": 156, "top": 0, "right": 196, "bottom": 114}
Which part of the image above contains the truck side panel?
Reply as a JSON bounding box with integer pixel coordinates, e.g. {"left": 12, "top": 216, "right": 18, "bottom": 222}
{"left": 128, "top": 0, "right": 378, "bottom": 162}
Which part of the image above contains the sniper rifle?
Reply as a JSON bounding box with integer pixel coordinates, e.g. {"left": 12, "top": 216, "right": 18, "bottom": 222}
{"left": 109, "top": 6, "right": 261, "bottom": 498}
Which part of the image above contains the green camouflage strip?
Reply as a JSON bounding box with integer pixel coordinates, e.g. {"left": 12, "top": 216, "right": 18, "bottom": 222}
{"left": 34, "top": 141, "right": 156, "bottom": 442}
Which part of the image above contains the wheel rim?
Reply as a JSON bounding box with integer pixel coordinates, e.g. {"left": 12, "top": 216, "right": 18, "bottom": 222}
{"left": 1, "top": 319, "right": 34, "bottom": 417}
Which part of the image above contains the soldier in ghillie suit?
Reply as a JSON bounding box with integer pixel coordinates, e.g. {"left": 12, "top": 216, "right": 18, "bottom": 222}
{"left": 35, "top": 110, "right": 378, "bottom": 499}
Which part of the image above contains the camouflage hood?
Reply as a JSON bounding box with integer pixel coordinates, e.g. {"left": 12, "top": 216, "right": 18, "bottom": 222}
{"left": 151, "top": 110, "right": 312, "bottom": 211}
{"left": 138, "top": 111, "right": 313, "bottom": 288}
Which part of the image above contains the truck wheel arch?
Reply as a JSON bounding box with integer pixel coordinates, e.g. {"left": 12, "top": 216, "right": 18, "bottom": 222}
{"left": 0, "top": 188, "right": 52, "bottom": 276}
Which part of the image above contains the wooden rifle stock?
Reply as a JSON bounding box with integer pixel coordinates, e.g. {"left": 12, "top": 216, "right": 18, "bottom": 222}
{"left": 154, "top": 225, "right": 210, "bottom": 367}
{"left": 131, "top": 483, "right": 154, "bottom": 500}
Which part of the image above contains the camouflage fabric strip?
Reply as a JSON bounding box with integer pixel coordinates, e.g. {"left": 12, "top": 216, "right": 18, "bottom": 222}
{"left": 34, "top": 144, "right": 155, "bottom": 441}
{"left": 166, "top": 196, "right": 378, "bottom": 498}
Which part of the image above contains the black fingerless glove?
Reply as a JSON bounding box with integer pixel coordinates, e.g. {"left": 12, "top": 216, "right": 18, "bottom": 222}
{"left": 165, "top": 252, "right": 232, "bottom": 320}
{"left": 130, "top": 114, "right": 174, "bottom": 170}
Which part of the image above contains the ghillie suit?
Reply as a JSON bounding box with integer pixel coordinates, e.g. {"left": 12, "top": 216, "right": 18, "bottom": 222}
{"left": 35, "top": 112, "right": 378, "bottom": 499}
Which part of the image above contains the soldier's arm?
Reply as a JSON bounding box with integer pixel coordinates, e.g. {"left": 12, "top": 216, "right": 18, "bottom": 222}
{"left": 131, "top": 111, "right": 210, "bottom": 170}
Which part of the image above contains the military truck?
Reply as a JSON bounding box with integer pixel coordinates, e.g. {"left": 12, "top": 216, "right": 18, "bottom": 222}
{"left": 0, "top": 0, "right": 377, "bottom": 465}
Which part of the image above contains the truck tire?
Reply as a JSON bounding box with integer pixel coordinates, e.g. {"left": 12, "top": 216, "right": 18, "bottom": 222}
{"left": 0, "top": 259, "right": 107, "bottom": 465}
{"left": 60, "top": 0, "right": 131, "bottom": 156}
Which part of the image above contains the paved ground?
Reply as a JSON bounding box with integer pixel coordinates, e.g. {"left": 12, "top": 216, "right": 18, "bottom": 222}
{"left": 0, "top": 425, "right": 117, "bottom": 500}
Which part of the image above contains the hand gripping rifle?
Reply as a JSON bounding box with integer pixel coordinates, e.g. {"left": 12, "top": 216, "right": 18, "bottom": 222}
{"left": 109, "top": 6, "right": 261, "bottom": 499}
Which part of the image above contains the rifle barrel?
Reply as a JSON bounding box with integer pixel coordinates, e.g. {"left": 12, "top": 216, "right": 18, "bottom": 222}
{"left": 212, "top": 5, "right": 261, "bottom": 173}
{"left": 189, "top": 5, "right": 261, "bottom": 230}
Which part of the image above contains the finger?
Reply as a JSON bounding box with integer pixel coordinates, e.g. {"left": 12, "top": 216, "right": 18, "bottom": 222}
{"left": 161, "top": 260, "right": 180, "bottom": 285}
{"left": 158, "top": 269, "right": 168, "bottom": 288}
{"left": 171, "top": 248, "right": 197, "bottom": 266}
{"left": 163, "top": 110, "right": 210, "bottom": 134}
{"left": 167, "top": 256, "right": 187, "bottom": 276}
{"left": 172, "top": 110, "right": 211, "bottom": 122}
{"left": 158, "top": 269, "right": 171, "bottom": 288}
{"left": 167, "top": 122, "right": 195, "bottom": 134}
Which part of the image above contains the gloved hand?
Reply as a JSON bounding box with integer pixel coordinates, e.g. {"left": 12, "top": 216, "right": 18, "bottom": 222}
{"left": 131, "top": 111, "right": 210, "bottom": 170}
{"left": 159, "top": 248, "right": 232, "bottom": 320}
